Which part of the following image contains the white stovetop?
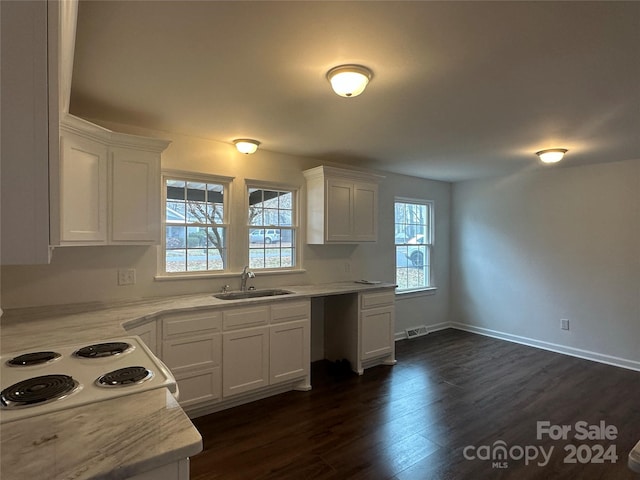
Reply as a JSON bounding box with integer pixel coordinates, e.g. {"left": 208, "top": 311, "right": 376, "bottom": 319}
{"left": 0, "top": 336, "right": 176, "bottom": 424}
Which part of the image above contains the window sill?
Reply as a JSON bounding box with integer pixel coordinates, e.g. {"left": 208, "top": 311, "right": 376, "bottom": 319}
{"left": 395, "top": 286, "right": 438, "bottom": 299}
{"left": 155, "top": 268, "right": 306, "bottom": 282}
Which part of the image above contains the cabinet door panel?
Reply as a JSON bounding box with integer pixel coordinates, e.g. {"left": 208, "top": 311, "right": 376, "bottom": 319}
{"left": 126, "top": 321, "right": 158, "bottom": 356}
{"left": 360, "top": 307, "right": 394, "bottom": 361}
{"left": 270, "top": 320, "right": 310, "bottom": 385}
{"left": 111, "top": 148, "right": 160, "bottom": 242}
{"left": 325, "top": 179, "right": 353, "bottom": 241}
{"left": 174, "top": 367, "right": 221, "bottom": 408}
{"left": 222, "top": 327, "right": 269, "bottom": 397}
{"left": 59, "top": 134, "right": 107, "bottom": 242}
{"left": 353, "top": 183, "right": 378, "bottom": 241}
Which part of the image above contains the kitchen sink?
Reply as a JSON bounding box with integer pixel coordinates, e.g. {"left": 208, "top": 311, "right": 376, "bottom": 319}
{"left": 213, "top": 289, "right": 293, "bottom": 300}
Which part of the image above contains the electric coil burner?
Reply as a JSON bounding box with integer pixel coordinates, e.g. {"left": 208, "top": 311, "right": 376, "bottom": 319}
{"left": 96, "top": 366, "right": 153, "bottom": 387}
{"left": 6, "top": 351, "right": 62, "bottom": 367}
{"left": 1, "top": 374, "right": 80, "bottom": 408}
{"left": 74, "top": 342, "right": 132, "bottom": 358}
{"left": 0, "top": 336, "right": 177, "bottom": 424}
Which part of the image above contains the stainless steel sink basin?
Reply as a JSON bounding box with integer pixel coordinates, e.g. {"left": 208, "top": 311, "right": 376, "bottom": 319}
{"left": 213, "top": 289, "right": 293, "bottom": 300}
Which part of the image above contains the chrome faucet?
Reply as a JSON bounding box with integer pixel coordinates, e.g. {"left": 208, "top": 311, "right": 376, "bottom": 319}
{"left": 240, "top": 266, "right": 255, "bottom": 291}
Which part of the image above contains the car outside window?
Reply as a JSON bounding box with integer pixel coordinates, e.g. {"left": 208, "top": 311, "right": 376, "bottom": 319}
{"left": 248, "top": 186, "right": 297, "bottom": 270}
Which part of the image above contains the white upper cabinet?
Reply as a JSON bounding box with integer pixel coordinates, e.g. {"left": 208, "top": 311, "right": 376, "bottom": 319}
{"left": 303, "top": 166, "right": 384, "bottom": 244}
{"left": 0, "top": 0, "right": 60, "bottom": 264}
{"left": 53, "top": 114, "right": 170, "bottom": 246}
{"left": 58, "top": 130, "right": 108, "bottom": 242}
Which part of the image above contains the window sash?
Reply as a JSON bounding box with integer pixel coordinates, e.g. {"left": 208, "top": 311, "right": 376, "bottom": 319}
{"left": 246, "top": 184, "right": 298, "bottom": 270}
{"left": 162, "top": 172, "right": 231, "bottom": 274}
{"left": 394, "top": 198, "right": 433, "bottom": 291}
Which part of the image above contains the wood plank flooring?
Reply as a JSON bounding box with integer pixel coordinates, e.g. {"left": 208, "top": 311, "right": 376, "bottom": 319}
{"left": 190, "top": 329, "right": 640, "bottom": 479}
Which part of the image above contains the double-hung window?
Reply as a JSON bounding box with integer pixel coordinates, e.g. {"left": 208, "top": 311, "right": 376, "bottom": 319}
{"left": 394, "top": 198, "right": 433, "bottom": 292}
{"left": 162, "top": 173, "right": 230, "bottom": 274}
{"left": 247, "top": 185, "right": 297, "bottom": 270}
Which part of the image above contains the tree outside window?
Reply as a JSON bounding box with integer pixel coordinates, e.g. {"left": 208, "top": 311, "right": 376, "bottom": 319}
{"left": 395, "top": 199, "right": 433, "bottom": 291}
{"left": 164, "top": 178, "right": 228, "bottom": 273}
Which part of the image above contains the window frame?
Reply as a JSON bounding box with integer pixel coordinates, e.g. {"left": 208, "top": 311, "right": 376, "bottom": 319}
{"left": 159, "top": 170, "right": 234, "bottom": 277}
{"left": 245, "top": 179, "right": 300, "bottom": 272}
{"left": 394, "top": 197, "right": 435, "bottom": 293}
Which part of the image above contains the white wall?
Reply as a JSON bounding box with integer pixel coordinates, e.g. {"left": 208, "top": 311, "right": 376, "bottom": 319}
{"left": 451, "top": 159, "right": 640, "bottom": 367}
{"left": 0, "top": 121, "right": 451, "bottom": 337}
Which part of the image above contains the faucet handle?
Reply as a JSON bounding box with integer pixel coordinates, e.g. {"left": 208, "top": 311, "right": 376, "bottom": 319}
{"left": 221, "top": 284, "right": 230, "bottom": 293}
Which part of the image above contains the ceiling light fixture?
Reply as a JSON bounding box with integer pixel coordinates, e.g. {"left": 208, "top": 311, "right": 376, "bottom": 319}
{"left": 326, "top": 64, "right": 373, "bottom": 98}
{"left": 233, "top": 139, "right": 260, "bottom": 154}
{"left": 536, "top": 148, "right": 568, "bottom": 164}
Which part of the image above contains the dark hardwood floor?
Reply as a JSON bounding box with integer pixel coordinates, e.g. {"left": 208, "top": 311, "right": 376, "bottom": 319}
{"left": 190, "top": 329, "right": 640, "bottom": 479}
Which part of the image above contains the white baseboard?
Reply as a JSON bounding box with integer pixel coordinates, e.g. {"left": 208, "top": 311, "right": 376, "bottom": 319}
{"left": 451, "top": 322, "right": 640, "bottom": 372}
{"left": 395, "top": 321, "right": 640, "bottom": 372}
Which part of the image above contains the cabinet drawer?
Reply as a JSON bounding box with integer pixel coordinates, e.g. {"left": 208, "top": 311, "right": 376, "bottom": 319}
{"left": 360, "top": 290, "right": 395, "bottom": 309}
{"left": 223, "top": 306, "right": 269, "bottom": 331}
{"left": 162, "top": 334, "right": 221, "bottom": 372}
{"left": 271, "top": 300, "right": 310, "bottom": 324}
{"left": 162, "top": 310, "right": 222, "bottom": 338}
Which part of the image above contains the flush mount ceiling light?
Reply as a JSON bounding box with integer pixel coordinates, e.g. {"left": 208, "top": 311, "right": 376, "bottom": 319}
{"left": 536, "top": 148, "right": 568, "bottom": 164}
{"left": 326, "top": 64, "right": 373, "bottom": 97}
{"left": 233, "top": 139, "right": 260, "bottom": 154}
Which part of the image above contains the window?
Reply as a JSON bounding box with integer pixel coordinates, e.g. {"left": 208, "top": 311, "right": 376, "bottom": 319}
{"left": 162, "top": 174, "right": 229, "bottom": 273}
{"left": 248, "top": 186, "right": 296, "bottom": 269}
{"left": 394, "top": 199, "right": 433, "bottom": 291}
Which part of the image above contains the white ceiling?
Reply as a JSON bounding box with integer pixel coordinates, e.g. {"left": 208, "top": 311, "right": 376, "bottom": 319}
{"left": 70, "top": 1, "right": 640, "bottom": 182}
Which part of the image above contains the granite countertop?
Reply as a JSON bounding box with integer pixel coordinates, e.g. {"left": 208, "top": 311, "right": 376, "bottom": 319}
{"left": 0, "top": 389, "right": 200, "bottom": 480}
{"left": 0, "top": 281, "right": 397, "bottom": 353}
{"left": 0, "top": 281, "right": 395, "bottom": 480}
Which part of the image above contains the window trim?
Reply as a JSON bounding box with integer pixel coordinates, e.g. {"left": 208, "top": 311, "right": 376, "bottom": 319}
{"left": 245, "top": 179, "right": 301, "bottom": 272}
{"left": 394, "top": 197, "right": 435, "bottom": 293}
{"left": 158, "top": 169, "right": 234, "bottom": 277}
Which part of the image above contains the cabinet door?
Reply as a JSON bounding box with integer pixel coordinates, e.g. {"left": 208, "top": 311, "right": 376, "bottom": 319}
{"left": 360, "top": 306, "right": 395, "bottom": 361}
{"left": 59, "top": 133, "right": 108, "bottom": 242}
{"left": 111, "top": 147, "right": 160, "bottom": 243}
{"left": 325, "top": 178, "right": 353, "bottom": 242}
{"left": 353, "top": 182, "right": 378, "bottom": 241}
{"left": 270, "top": 320, "right": 310, "bottom": 385}
{"left": 0, "top": 0, "right": 55, "bottom": 264}
{"left": 126, "top": 321, "right": 159, "bottom": 356}
{"left": 174, "top": 367, "right": 222, "bottom": 408}
{"left": 222, "top": 327, "right": 269, "bottom": 397}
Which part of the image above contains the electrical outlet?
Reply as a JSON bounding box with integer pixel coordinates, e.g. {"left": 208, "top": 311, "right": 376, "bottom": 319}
{"left": 344, "top": 262, "right": 351, "bottom": 273}
{"left": 560, "top": 318, "right": 569, "bottom": 331}
{"left": 118, "top": 268, "right": 136, "bottom": 286}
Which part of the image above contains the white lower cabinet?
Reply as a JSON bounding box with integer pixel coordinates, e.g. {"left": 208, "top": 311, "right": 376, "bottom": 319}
{"left": 154, "top": 299, "right": 310, "bottom": 414}
{"left": 360, "top": 290, "right": 395, "bottom": 362}
{"left": 125, "top": 321, "right": 159, "bottom": 356}
{"left": 324, "top": 288, "right": 396, "bottom": 375}
{"left": 270, "top": 300, "right": 311, "bottom": 387}
{"left": 161, "top": 311, "right": 223, "bottom": 411}
{"left": 270, "top": 320, "right": 310, "bottom": 385}
{"left": 222, "top": 326, "right": 269, "bottom": 397}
